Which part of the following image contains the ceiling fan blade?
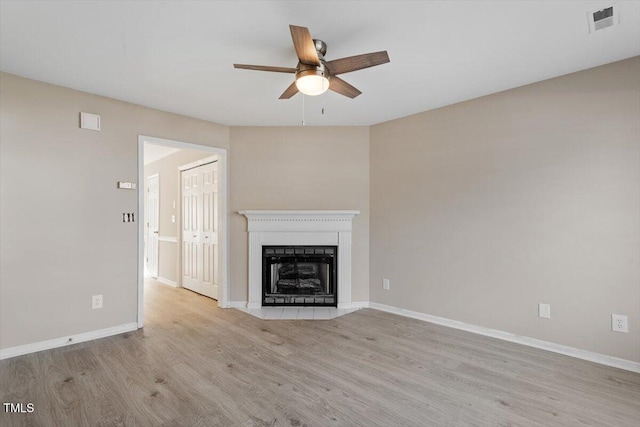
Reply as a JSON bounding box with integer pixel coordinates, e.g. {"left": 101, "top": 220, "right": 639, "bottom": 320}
{"left": 279, "top": 81, "right": 299, "bottom": 99}
{"left": 234, "top": 64, "right": 297, "bottom": 73}
{"left": 326, "top": 51, "right": 390, "bottom": 75}
{"left": 329, "top": 76, "right": 362, "bottom": 99}
{"left": 289, "top": 25, "right": 320, "bottom": 66}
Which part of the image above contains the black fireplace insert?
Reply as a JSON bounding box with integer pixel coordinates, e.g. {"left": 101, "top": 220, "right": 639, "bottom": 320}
{"left": 262, "top": 246, "right": 337, "bottom": 307}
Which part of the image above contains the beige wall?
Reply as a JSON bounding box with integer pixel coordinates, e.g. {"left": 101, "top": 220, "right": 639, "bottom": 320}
{"left": 229, "top": 127, "right": 370, "bottom": 303}
{"left": 0, "top": 72, "right": 230, "bottom": 349}
{"left": 144, "top": 149, "right": 213, "bottom": 283}
{"left": 2, "top": 57, "right": 638, "bottom": 365}
{"left": 370, "top": 57, "right": 640, "bottom": 362}
{"left": 0, "top": 72, "right": 370, "bottom": 351}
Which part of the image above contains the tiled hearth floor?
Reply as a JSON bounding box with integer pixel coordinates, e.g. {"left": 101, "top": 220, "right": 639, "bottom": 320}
{"left": 236, "top": 306, "right": 362, "bottom": 320}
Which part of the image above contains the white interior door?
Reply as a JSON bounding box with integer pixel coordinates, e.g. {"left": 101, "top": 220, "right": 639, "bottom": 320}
{"left": 181, "top": 162, "right": 219, "bottom": 299}
{"left": 147, "top": 174, "right": 159, "bottom": 278}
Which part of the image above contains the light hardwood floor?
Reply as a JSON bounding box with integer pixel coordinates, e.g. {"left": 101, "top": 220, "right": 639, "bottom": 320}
{"left": 1, "top": 279, "right": 639, "bottom": 426}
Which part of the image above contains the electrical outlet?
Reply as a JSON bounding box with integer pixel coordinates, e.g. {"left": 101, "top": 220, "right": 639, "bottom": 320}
{"left": 612, "top": 314, "right": 628, "bottom": 333}
{"left": 382, "top": 278, "right": 390, "bottom": 290}
{"left": 92, "top": 294, "right": 103, "bottom": 310}
{"left": 538, "top": 303, "right": 551, "bottom": 319}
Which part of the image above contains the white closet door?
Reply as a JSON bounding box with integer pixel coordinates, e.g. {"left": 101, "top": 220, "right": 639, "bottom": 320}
{"left": 181, "top": 162, "right": 218, "bottom": 299}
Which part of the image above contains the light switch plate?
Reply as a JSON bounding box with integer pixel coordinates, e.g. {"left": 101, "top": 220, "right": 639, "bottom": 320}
{"left": 117, "top": 181, "right": 137, "bottom": 190}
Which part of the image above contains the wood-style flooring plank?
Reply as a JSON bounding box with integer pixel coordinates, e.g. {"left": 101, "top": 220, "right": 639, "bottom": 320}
{"left": 1, "top": 279, "right": 639, "bottom": 426}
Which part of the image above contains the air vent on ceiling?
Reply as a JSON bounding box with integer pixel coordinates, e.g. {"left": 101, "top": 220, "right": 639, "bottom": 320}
{"left": 588, "top": 5, "right": 618, "bottom": 33}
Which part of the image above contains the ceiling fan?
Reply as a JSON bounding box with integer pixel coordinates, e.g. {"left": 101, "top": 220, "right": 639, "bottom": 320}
{"left": 234, "top": 25, "right": 390, "bottom": 99}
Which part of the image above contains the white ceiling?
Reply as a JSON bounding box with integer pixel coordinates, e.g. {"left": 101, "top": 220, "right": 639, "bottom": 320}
{"left": 143, "top": 143, "right": 180, "bottom": 165}
{"left": 1, "top": 1, "right": 639, "bottom": 126}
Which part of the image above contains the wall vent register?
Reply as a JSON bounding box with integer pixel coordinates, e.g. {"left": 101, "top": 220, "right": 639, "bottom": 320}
{"left": 588, "top": 5, "right": 618, "bottom": 32}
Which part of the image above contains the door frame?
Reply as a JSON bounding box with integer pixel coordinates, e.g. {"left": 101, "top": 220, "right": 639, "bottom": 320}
{"left": 137, "top": 135, "right": 229, "bottom": 328}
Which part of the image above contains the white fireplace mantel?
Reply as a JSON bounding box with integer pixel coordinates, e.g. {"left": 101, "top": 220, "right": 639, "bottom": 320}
{"left": 239, "top": 210, "right": 360, "bottom": 309}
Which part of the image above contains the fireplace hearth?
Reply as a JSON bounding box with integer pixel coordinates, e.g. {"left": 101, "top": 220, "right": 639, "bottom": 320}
{"left": 263, "top": 246, "right": 337, "bottom": 306}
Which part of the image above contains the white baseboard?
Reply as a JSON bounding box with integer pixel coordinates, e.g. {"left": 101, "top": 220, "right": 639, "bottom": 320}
{"left": 227, "top": 301, "right": 248, "bottom": 309}
{"left": 339, "top": 301, "right": 370, "bottom": 309}
{"left": 157, "top": 277, "right": 178, "bottom": 287}
{"left": 368, "top": 302, "right": 640, "bottom": 374}
{"left": 0, "top": 322, "right": 139, "bottom": 361}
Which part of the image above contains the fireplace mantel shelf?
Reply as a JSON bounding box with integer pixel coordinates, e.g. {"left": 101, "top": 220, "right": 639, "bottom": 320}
{"left": 240, "top": 210, "right": 360, "bottom": 233}
{"left": 239, "top": 210, "right": 360, "bottom": 224}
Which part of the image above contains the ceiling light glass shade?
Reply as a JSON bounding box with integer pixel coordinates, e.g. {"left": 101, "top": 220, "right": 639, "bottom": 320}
{"left": 295, "top": 73, "right": 329, "bottom": 96}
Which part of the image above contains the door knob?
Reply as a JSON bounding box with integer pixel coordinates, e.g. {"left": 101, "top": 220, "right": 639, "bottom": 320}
{"left": 153, "top": 231, "right": 158, "bottom": 234}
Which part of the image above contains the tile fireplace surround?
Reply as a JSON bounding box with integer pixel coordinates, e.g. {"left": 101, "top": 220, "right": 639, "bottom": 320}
{"left": 239, "top": 210, "right": 360, "bottom": 314}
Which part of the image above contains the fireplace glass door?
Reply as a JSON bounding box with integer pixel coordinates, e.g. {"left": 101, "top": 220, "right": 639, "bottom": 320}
{"left": 262, "top": 246, "right": 337, "bottom": 306}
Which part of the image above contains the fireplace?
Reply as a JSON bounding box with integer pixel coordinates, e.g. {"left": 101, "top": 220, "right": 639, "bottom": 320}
{"left": 239, "top": 210, "right": 359, "bottom": 309}
{"left": 263, "top": 246, "right": 337, "bottom": 306}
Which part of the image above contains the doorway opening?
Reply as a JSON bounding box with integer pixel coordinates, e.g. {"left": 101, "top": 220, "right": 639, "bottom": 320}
{"left": 138, "top": 135, "right": 228, "bottom": 328}
{"left": 146, "top": 173, "right": 159, "bottom": 278}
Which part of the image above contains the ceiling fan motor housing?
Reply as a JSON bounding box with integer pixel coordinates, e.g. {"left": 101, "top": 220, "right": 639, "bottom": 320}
{"left": 296, "top": 61, "right": 330, "bottom": 81}
{"left": 296, "top": 39, "right": 330, "bottom": 81}
{"left": 313, "top": 39, "right": 327, "bottom": 56}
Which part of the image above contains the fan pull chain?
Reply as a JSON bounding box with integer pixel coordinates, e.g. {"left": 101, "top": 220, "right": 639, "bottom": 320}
{"left": 301, "top": 94, "right": 305, "bottom": 126}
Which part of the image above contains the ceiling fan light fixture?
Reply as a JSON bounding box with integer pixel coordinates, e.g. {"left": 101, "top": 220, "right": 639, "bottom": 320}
{"left": 234, "top": 25, "right": 389, "bottom": 99}
{"left": 295, "top": 69, "right": 329, "bottom": 96}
